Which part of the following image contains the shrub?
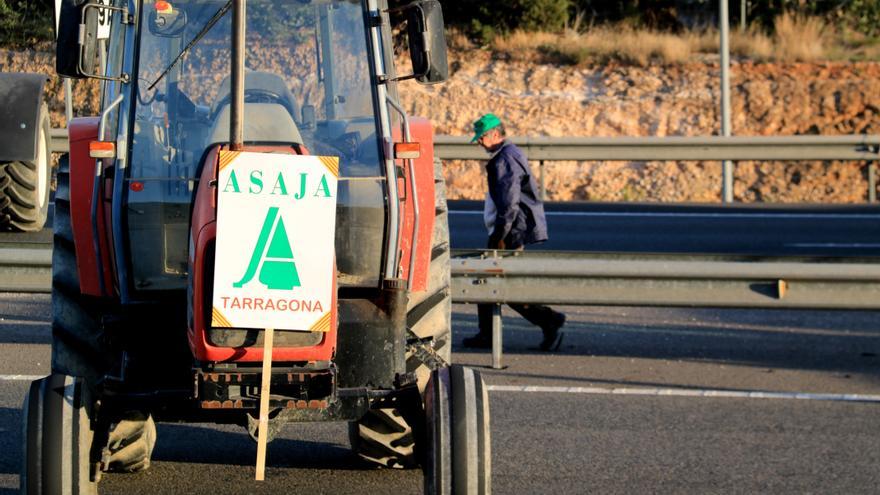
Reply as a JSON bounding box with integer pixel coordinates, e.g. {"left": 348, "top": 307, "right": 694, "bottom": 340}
{"left": 0, "top": 0, "right": 53, "bottom": 47}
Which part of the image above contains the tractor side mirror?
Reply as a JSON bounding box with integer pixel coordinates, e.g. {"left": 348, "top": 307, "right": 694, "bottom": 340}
{"left": 56, "top": 0, "right": 90, "bottom": 78}
{"left": 405, "top": 0, "right": 448, "bottom": 84}
{"left": 55, "top": 0, "right": 128, "bottom": 81}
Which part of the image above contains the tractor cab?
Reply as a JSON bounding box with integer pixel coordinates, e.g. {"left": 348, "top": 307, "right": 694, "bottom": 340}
{"left": 56, "top": 0, "right": 447, "bottom": 299}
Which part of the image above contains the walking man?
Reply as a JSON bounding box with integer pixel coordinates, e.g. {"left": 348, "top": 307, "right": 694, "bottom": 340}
{"left": 462, "top": 113, "right": 566, "bottom": 351}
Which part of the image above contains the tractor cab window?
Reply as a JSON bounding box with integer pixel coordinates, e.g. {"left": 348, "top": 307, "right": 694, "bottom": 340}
{"left": 127, "top": 0, "right": 386, "bottom": 291}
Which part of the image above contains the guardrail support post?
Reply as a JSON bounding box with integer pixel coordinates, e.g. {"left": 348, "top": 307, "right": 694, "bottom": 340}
{"left": 63, "top": 78, "right": 73, "bottom": 124}
{"left": 491, "top": 303, "right": 503, "bottom": 369}
{"left": 869, "top": 162, "right": 877, "bottom": 203}
{"left": 720, "top": 0, "right": 734, "bottom": 203}
{"left": 539, "top": 160, "right": 546, "bottom": 201}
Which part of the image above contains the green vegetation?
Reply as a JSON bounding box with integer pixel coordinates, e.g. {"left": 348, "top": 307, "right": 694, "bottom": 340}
{"left": 0, "top": 0, "right": 53, "bottom": 48}
{"left": 2, "top": 0, "right": 879, "bottom": 64}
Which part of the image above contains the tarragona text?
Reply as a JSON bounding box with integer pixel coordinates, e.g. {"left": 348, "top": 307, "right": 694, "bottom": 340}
{"left": 219, "top": 296, "right": 324, "bottom": 313}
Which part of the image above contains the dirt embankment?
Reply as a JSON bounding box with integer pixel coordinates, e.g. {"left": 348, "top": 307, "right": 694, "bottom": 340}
{"left": 400, "top": 51, "right": 880, "bottom": 203}
{"left": 4, "top": 46, "right": 879, "bottom": 203}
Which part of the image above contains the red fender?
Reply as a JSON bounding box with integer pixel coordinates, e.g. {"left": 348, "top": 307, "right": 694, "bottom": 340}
{"left": 67, "top": 117, "right": 114, "bottom": 297}
{"left": 397, "top": 117, "right": 437, "bottom": 293}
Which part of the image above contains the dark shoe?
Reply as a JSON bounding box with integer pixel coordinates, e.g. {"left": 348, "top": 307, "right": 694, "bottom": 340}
{"left": 462, "top": 333, "right": 492, "bottom": 349}
{"left": 538, "top": 314, "right": 566, "bottom": 352}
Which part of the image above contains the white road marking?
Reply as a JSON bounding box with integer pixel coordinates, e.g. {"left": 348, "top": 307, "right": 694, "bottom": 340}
{"left": 785, "top": 243, "right": 880, "bottom": 248}
{"left": 449, "top": 210, "right": 880, "bottom": 220}
{"left": 0, "top": 375, "right": 44, "bottom": 382}
{"left": 3, "top": 375, "right": 877, "bottom": 403}
{"left": 487, "top": 384, "right": 880, "bottom": 403}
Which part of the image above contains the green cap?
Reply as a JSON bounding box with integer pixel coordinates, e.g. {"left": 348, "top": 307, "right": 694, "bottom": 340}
{"left": 471, "top": 113, "right": 502, "bottom": 143}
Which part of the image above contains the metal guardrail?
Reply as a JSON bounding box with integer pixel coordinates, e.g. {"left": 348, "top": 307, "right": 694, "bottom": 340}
{"left": 451, "top": 249, "right": 880, "bottom": 368}
{"left": 0, "top": 247, "right": 51, "bottom": 292}
{"left": 50, "top": 128, "right": 69, "bottom": 153}
{"left": 433, "top": 135, "right": 880, "bottom": 161}
{"left": 451, "top": 250, "right": 880, "bottom": 309}
{"left": 11, "top": 247, "right": 880, "bottom": 308}
{"left": 51, "top": 129, "right": 880, "bottom": 162}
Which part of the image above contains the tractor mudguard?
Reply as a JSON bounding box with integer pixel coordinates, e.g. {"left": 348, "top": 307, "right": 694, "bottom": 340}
{"left": 68, "top": 117, "right": 115, "bottom": 297}
{"left": 397, "top": 117, "right": 436, "bottom": 293}
{"left": 0, "top": 72, "right": 48, "bottom": 162}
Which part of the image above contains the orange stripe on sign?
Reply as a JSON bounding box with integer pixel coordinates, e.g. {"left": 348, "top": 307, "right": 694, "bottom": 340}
{"left": 318, "top": 156, "right": 339, "bottom": 178}
{"left": 212, "top": 307, "right": 233, "bottom": 328}
{"left": 309, "top": 312, "right": 332, "bottom": 332}
{"left": 218, "top": 151, "right": 241, "bottom": 172}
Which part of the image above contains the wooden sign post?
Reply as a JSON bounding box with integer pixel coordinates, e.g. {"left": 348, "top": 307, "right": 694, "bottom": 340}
{"left": 255, "top": 327, "right": 274, "bottom": 481}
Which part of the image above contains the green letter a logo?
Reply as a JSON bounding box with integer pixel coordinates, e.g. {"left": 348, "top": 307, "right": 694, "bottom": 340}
{"left": 233, "top": 207, "right": 301, "bottom": 290}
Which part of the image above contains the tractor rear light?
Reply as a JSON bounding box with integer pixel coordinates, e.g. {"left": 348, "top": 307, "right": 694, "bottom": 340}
{"left": 89, "top": 141, "right": 116, "bottom": 159}
{"left": 130, "top": 181, "right": 145, "bottom": 192}
{"left": 155, "top": 0, "right": 173, "bottom": 13}
{"left": 394, "top": 142, "right": 421, "bottom": 160}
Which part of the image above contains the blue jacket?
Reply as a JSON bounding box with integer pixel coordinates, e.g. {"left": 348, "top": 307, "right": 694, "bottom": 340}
{"left": 486, "top": 141, "right": 548, "bottom": 248}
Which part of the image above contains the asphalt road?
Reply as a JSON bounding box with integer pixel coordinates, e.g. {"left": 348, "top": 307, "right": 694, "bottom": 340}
{"left": 2, "top": 293, "right": 879, "bottom": 494}
{"left": 449, "top": 200, "right": 880, "bottom": 256}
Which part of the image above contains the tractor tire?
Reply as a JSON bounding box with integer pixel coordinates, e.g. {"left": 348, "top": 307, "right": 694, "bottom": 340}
{"left": 51, "top": 154, "right": 114, "bottom": 386}
{"left": 349, "top": 157, "right": 452, "bottom": 468}
{"left": 104, "top": 412, "right": 157, "bottom": 473}
{"left": 51, "top": 156, "right": 157, "bottom": 474}
{"left": 0, "top": 103, "right": 51, "bottom": 232}
{"left": 424, "top": 365, "right": 492, "bottom": 495}
{"left": 21, "top": 374, "right": 99, "bottom": 495}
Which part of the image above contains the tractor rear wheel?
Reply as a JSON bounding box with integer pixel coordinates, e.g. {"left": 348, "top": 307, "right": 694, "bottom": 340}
{"left": 0, "top": 103, "right": 51, "bottom": 232}
{"left": 21, "top": 374, "right": 98, "bottom": 495}
{"left": 51, "top": 154, "right": 114, "bottom": 386}
{"left": 51, "top": 156, "right": 156, "bottom": 474}
{"left": 349, "top": 157, "right": 452, "bottom": 468}
{"left": 424, "top": 365, "right": 492, "bottom": 495}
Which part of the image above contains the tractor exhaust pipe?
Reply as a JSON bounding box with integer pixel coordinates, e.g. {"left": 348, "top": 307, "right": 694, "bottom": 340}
{"left": 230, "top": 0, "right": 245, "bottom": 150}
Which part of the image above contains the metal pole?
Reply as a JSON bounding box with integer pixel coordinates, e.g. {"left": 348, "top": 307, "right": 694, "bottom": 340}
{"left": 63, "top": 78, "right": 73, "bottom": 124}
{"left": 230, "top": 0, "right": 245, "bottom": 150}
{"left": 740, "top": 0, "right": 747, "bottom": 31}
{"left": 720, "top": 0, "right": 734, "bottom": 203}
{"left": 99, "top": 39, "right": 107, "bottom": 76}
{"left": 491, "top": 304, "right": 503, "bottom": 370}
{"left": 869, "top": 162, "right": 877, "bottom": 203}
{"left": 539, "top": 160, "right": 546, "bottom": 200}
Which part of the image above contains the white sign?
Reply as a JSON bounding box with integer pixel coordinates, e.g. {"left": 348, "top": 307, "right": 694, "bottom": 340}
{"left": 96, "top": 0, "right": 112, "bottom": 40}
{"left": 211, "top": 151, "right": 339, "bottom": 332}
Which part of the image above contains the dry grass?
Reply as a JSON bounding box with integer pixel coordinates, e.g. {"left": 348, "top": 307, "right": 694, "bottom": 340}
{"left": 773, "top": 12, "right": 827, "bottom": 61}
{"left": 490, "top": 12, "right": 867, "bottom": 66}
{"left": 731, "top": 27, "right": 774, "bottom": 61}
{"left": 445, "top": 26, "right": 476, "bottom": 52}
{"left": 494, "top": 26, "right": 698, "bottom": 65}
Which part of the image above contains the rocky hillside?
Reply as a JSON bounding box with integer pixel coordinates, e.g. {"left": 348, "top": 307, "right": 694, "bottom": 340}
{"left": 3, "top": 46, "right": 878, "bottom": 203}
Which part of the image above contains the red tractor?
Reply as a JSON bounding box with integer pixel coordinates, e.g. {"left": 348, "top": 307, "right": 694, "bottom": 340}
{"left": 21, "top": 0, "right": 490, "bottom": 493}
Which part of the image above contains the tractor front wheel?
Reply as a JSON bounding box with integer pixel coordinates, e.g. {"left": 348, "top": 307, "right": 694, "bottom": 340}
{"left": 21, "top": 374, "right": 99, "bottom": 495}
{"left": 424, "top": 364, "right": 492, "bottom": 495}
